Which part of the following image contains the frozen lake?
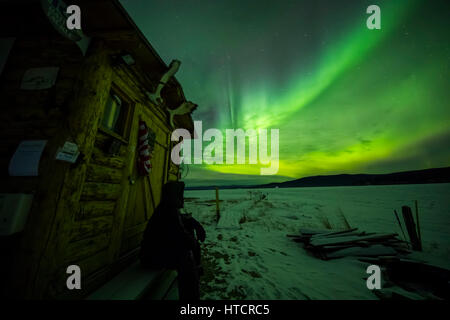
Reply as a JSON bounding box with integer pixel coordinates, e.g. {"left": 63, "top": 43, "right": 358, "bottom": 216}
{"left": 184, "top": 183, "right": 450, "bottom": 299}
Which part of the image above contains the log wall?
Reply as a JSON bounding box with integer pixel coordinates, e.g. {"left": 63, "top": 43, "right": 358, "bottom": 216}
{"left": 0, "top": 32, "right": 177, "bottom": 299}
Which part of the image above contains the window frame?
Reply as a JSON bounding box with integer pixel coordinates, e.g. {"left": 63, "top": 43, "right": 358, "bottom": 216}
{"left": 99, "top": 84, "right": 134, "bottom": 144}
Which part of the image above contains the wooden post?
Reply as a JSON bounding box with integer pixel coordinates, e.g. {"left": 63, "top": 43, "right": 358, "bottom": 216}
{"left": 401, "top": 205, "right": 422, "bottom": 251}
{"left": 393, "top": 209, "right": 407, "bottom": 243}
{"left": 215, "top": 187, "right": 220, "bottom": 222}
{"left": 415, "top": 200, "right": 422, "bottom": 247}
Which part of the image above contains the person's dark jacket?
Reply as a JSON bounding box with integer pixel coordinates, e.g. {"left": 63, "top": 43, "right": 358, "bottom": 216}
{"left": 140, "top": 181, "right": 196, "bottom": 269}
{"left": 181, "top": 214, "right": 206, "bottom": 243}
{"left": 181, "top": 214, "right": 206, "bottom": 266}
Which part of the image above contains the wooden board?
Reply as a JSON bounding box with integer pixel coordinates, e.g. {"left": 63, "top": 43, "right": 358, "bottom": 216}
{"left": 309, "top": 233, "right": 398, "bottom": 247}
{"left": 65, "top": 233, "right": 111, "bottom": 263}
{"left": 91, "top": 148, "right": 126, "bottom": 169}
{"left": 77, "top": 201, "right": 116, "bottom": 220}
{"left": 86, "top": 163, "right": 123, "bottom": 183}
{"left": 325, "top": 244, "right": 398, "bottom": 259}
{"left": 70, "top": 216, "right": 114, "bottom": 242}
{"left": 80, "top": 182, "right": 122, "bottom": 201}
{"left": 87, "top": 261, "right": 177, "bottom": 300}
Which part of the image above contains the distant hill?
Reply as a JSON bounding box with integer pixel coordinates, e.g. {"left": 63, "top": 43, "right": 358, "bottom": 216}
{"left": 186, "top": 167, "right": 450, "bottom": 190}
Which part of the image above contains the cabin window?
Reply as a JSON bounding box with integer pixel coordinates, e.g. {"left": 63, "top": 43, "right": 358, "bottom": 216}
{"left": 100, "top": 88, "right": 132, "bottom": 141}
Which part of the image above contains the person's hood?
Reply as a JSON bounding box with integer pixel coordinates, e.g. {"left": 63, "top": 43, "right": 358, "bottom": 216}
{"left": 160, "top": 181, "right": 185, "bottom": 209}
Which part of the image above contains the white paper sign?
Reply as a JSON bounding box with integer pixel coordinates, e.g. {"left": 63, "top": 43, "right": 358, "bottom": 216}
{"left": 21, "top": 67, "right": 59, "bottom": 90}
{"left": 55, "top": 141, "right": 80, "bottom": 163}
{"left": 9, "top": 140, "right": 47, "bottom": 176}
{"left": 40, "top": 0, "right": 91, "bottom": 56}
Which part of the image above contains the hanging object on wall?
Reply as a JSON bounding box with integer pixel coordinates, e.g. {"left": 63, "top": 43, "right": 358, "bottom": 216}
{"left": 9, "top": 140, "right": 47, "bottom": 176}
{"left": 137, "top": 120, "right": 156, "bottom": 176}
{"left": 167, "top": 101, "right": 198, "bottom": 129}
{"left": 146, "top": 59, "right": 181, "bottom": 105}
{"left": 40, "top": 0, "right": 91, "bottom": 55}
{"left": 21, "top": 67, "right": 59, "bottom": 90}
{"left": 55, "top": 141, "right": 79, "bottom": 163}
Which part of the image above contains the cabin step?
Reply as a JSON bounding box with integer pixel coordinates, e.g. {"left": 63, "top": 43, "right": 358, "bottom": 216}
{"left": 87, "top": 261, "right": 177, "bottom": 300}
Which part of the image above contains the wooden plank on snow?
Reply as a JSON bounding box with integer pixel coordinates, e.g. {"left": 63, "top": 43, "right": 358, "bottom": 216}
{"left": 310, "top": 228, "right": 359, "bottom": 239}
{"left": 309, "top": 233, "right": 398, "bottom": 247}
{"left": 324, "top": 244, "right": 398, "bottom": 259}
{"left": 299, "top": 228, "right": 330, "bottom": 235}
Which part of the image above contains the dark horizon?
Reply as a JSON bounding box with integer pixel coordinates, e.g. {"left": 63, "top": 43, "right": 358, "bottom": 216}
{"left": 185, "top": 165, "right": 450, "bottom": 189}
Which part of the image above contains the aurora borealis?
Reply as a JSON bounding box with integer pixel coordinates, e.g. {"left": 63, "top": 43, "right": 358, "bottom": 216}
{"left": 121, "top": 0, "right": 450, "bottom": 187}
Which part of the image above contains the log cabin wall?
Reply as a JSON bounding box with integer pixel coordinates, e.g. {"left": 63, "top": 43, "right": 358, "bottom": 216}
{"left": 35, "top": 40, "right": 115, "bottom": 299}
{"left": 0, "top": 33, "right": 92, "bottom": 298}
{"left": 0, "top": 33, "right": 179, "bottom": 298}
{"left": 46, "top": 58, "right": 177, "bottom": 298}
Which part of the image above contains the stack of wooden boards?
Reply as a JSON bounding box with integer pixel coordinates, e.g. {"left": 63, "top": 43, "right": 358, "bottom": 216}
{"left": 361, "top": 256, "right": 450, "bottom": 300}
{"left": 288, "top": 227, "right": 450, "bottom": 299}
{"left": 288, "top": 228, "right": 411, "bottom": 260}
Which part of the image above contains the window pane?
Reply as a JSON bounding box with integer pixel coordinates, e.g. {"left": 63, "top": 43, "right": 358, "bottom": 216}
{"left": 101, "top": 94, "right": 122, "bottom": 134}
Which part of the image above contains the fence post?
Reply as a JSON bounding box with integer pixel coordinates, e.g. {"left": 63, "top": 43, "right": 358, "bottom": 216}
{"left": 415, "top": 200, "right": 422, "bottom": 247}
{"left": 215, "top": 187, "right": 220, "bottom": 222}
{"left": 401, "top": 205, "right": 422, "bottom": 251}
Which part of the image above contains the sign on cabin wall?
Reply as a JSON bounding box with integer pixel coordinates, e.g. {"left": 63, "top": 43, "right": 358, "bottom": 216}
{"left": 55, "top": 141, "right": 80, "bottom": 163}
{"left": 8, "top": 140, "right": 47, "bottom": 176}
{"left": 20, "top": 67, "right": 59, "bottom": 90}
{"left": 40, "top": 0, "right": 91, "bottom": 55}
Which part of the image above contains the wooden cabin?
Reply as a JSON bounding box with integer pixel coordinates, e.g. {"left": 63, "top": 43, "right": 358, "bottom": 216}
{"left": 0, "top": 0, "right": 195, "bottom": 299}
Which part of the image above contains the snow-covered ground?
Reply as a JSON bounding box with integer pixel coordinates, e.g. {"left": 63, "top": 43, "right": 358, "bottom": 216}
{"left": 184, "top": 183, "right": 450, "bottom": 300}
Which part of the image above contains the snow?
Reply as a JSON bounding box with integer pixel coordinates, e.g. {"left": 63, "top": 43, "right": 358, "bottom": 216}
{"left": 183, "top": 183, "right": 450, "bottom": 300}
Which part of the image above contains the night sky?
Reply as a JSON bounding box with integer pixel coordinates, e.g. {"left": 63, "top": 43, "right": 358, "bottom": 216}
{"left": 120, "top": 0, "right": 450, "bottom": 187}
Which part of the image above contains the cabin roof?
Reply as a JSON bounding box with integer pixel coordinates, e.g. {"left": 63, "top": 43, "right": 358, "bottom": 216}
{"left": 0, "top": 0, "right": 195, "bottom": 133}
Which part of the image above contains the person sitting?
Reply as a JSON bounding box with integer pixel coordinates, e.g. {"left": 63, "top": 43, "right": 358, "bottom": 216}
{"left": 139, "top": 181, "right": 205, "bottom": 300}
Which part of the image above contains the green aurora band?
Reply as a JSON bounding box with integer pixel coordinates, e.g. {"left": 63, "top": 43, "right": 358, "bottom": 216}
{"left": 122, "top": 0, "right": 449, "bottom": 185}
